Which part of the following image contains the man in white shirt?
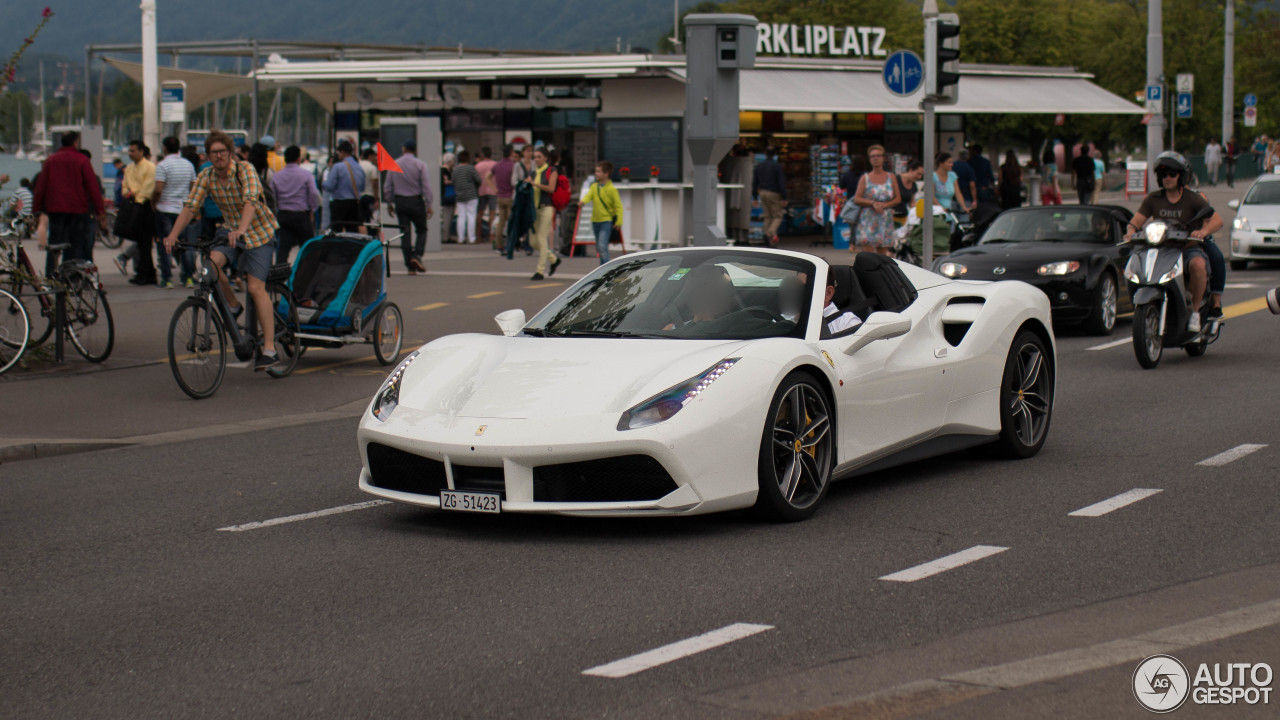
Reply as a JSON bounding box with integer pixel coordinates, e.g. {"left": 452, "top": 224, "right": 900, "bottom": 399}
{"left": 153, "top": 136, "right": 195, "bottom": 288}
{"left": 823, "top": 272, "right": 862, "bottom": 334}
{"left": 1204, "top": 138, "right": 1223, "bottom": 186}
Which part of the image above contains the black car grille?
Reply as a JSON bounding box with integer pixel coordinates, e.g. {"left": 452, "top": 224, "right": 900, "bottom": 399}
{"left": 452, "top": 464, "right": 506, "bottom": 499}
{"left": 366, "top": 442, "right": 448, "bottom": 496}
{"left": 1250, "top": 245, "right": 1280, "bottom": 256}
{"left": 533, "top": 456, "right": 678, "bottom": 503}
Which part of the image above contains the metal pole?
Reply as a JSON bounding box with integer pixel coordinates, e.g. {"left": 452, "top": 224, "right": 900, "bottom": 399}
{"left": 84, "top": 47, "right": 91, "bottom": 125}
{"left": 234, "top": 57, "right": 241, "bottom": 129}
{"left": 295, "top": 90, "right": 301, "bottom": 145}
{"left": 141, "top": 0, "right": 159, "bottom": 155}
{"left": 1146, "top": 0, "right": 1164, "bottom": 188}
{"left": 251, "top": 39, "right": 260, "bottom": 141}
{"left": 923, "top": 103, "right": 936, "bottom": 268}
{"left": 1223, "top": 0, "right": 1235, "bottom": 147}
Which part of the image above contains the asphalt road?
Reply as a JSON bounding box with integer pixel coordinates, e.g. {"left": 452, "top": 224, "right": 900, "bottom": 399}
{"left": 3, "top": 238, "right": 1279, "bottom": 717}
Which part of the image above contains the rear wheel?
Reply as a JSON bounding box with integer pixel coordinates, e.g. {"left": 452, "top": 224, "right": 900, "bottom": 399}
{"left": 755, "top": 373, "right": 834, "bottom": 522}
{"left": 6, "top": 277, "right": 53, "bottom": 345}
{"left": 1133, "top": 303, "right": 1163, "bottom": 369}
{"left": 168, "top": 298, "right": 226, "bottom": 399}
{"left": 264, "top": 283, "right": 301, "bottom": 379}
{"left": 990, "top": 330, "right": 1054, "bottom": 458}
{"left": 374, "top": 302, "right": 404, "bottom": 365}
{"left": 0, "top": 288, "right": 30, "bottom": 374}
{"left": 65, "top": 279, "right": 114, "bottom": 363}
{"left": 1082, "top": 272, "right": 1118, "bottom": 335}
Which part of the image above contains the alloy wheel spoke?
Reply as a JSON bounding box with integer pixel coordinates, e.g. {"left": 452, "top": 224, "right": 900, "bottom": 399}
{"left": 801, "top": 414, "right": 830, "bottom": 447}
{"left": 778, "top": 455, "right": 800, "bottom": 501}
{"left": 798, "top": 452, "right": 823, "bottom": 493}
{"left": 1019, "top": 349, "right": 1042, "bottom": 391}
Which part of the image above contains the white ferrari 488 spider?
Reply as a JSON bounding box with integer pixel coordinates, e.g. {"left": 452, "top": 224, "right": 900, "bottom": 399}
{"left": 357, "top": 247, "right": 1055, "bottom": 521}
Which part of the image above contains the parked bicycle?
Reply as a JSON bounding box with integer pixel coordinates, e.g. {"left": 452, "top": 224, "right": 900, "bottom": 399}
{"left": 166, "top": 235, "right": 301, "bottom": 399}
{"left": 0, "top": 221, "right": 115, "bottom": 363}
{"left": 0, "top": 287, "right": 30, "bottom": 374}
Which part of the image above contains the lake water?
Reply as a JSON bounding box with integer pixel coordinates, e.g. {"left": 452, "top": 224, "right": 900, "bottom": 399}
{"left": 0, "top": 153, "right": 43, "bottom": 201}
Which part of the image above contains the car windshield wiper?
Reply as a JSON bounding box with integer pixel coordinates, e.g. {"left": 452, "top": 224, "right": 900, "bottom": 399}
{"left": 556, "top": 329, "right": 667, "bottom": 338}
{"left": 521, "top": 327, "right": 565, "bottom": 337}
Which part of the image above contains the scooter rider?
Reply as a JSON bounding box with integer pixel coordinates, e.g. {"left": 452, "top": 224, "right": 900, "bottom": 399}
{"left": 1124, "top": 151, "right": 1224, "bottom": 333}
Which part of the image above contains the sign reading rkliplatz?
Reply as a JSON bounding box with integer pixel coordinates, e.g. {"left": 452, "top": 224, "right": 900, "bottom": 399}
{"left": 756, "top": 23, "right": 888, "bottom": 57}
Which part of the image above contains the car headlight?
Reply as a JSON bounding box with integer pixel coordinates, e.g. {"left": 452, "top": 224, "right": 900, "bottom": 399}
{"left": 1037, "top": 260, "right": 1081, "bottom": 276}
{"left": 1233, "top": 215, "right": 1251, "bottom": 231}
{"left": 617, "top": 358, "right": 739, "bottom": 431}
{"left": 1145, "top": 221, "right": 1168, "bottom": 245}
{"left": 371, "top": 350, "right": 421, "bottom": 422}
{"left": 938, "top": 262, "right": 967, "bottom": 278}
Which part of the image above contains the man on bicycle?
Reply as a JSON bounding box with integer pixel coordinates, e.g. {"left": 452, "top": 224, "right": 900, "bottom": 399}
{"left": 161, "top": 130, "right": 281, "bottom": 370}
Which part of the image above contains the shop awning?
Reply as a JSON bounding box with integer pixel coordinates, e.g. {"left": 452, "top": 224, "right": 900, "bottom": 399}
{"left": 736, "top": 68, "right": 1146, "bottom": 115}
{"left": 103, "top": 57, "right": 254, "bottom": 108}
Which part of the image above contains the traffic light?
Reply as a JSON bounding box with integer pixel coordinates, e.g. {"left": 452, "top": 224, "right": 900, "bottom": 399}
{"left": 925, "top": 13, "right": 960, "bottom": 104}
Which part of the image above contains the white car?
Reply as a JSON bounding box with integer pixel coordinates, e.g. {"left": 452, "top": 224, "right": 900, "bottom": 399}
{"left": 357, "top": 248, "right": 1056, "bottom": 521}
{"left": 1228, "top": 173, "right": 1280, "bottom": 270}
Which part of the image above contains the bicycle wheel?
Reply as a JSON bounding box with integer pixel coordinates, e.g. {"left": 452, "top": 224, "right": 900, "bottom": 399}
{"left": 5, "top": 275, "right": 53, "bottom": 346}
{"left": 265, "top": 282, "right": 301, "bottom": 379}
{"left": 0, "top": 288, "right": 30, "bottom": 374}
{"left": 98, "top": 211, "right": 123, "bottom": 248}
{"left": 168, "top": 297, "right": 227, "bottom": 399}
{"left": 65, "top": 277, "right": 114, "bottom": 363}
{"left": 373, "top": 302, "right": 403, "bottom": 365}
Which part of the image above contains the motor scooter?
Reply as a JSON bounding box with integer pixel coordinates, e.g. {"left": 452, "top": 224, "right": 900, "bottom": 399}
{"left": 1121, "top": 207, "right": 1221, "bottom": 369}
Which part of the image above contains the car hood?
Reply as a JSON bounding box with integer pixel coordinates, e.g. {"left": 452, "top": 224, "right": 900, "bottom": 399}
{"left": 1236, "top": 203, "right": 1280, "bottom": 231}
{"left": 949, "top": 241, "right": 1104, "bottom": 270}
{"left": 396, "top": 334, "right": 751, "bottom": 419}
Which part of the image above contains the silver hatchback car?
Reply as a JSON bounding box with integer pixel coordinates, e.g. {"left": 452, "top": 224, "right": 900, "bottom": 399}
{"left": 1228, "top": 173, "right": 1280, "bottom": 269}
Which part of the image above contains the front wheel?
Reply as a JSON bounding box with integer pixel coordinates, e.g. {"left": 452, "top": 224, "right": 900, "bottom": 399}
{"left": 989, "top": 330, "right": 1054, "bottom": 458}
{"left": 755, "top": 373, "right": 834, "bottom": 522}
{"left": 66, "top": 281, "right": 114, "bottom": 363}
{"left": 0, "top": 288, "right": 31, "bottom": 374}
{"left": 168, "top": 298, "right": 227, "bottom": 399}
{"left": 1132, "top": 303, "right": 1163, "bottom": 369}
{"left": 1083, "top": 272, "right": 1118, "bottom": 335}
{"left": 373, "top": 302, "right": 404, "bottom": 365}
{"left": 265, "top": 283, "right": 301, "bottom": 379}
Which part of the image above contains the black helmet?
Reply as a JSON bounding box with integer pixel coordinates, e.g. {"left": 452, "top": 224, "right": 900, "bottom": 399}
{"left": 1154, "top": 151, "right": 1191, "bottom": 187}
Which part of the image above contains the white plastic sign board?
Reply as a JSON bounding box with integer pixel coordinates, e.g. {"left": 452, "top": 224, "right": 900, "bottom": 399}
{"left": 160, "top": 82, "right": 186, "bottom": 123}
{"left": 1244, "top": 106, "right": 1257, "bottom": 127}
{"left": 1176, "top": 73, "right": 1194, "bottom": 93}
{"left": 1125, "top": 161, "right": 1147, "bottom": 200}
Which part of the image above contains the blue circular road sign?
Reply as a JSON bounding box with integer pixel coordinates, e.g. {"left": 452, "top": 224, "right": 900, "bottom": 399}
{"left": 883, "top": 50, "right": 923, "bottom": 97}
{"left": 1244, "top": 94, "right": 1257, "bottom": 107}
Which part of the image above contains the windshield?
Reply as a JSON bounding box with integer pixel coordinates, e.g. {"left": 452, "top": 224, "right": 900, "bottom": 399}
{"left": 980, "top": 208, "right": 1116, "bottom": 244}
{"left": 1243, "top": 180, "right": 1280, "bottom": 205}
{"left": 525, "top": 251, "right": 818, "bottom": 340}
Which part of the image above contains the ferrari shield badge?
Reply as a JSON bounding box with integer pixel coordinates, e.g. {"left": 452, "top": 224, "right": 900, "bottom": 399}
{"left": 475, "top": 425, "right": 487, "bottom": 436}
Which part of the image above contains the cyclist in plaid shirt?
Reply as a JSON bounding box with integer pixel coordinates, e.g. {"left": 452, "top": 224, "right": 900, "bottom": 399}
{"left": 162, "top": 130, "right": 282, "bottom": 370}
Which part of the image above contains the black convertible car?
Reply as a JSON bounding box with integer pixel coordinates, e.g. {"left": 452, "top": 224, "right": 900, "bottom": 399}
{"left": 932, "top": 205, "right": 1134, "bottom": 335}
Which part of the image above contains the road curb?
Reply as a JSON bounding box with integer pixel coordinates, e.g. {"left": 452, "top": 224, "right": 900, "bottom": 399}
{"left": 0, "top": 398, "right": 370, "bottom": 465}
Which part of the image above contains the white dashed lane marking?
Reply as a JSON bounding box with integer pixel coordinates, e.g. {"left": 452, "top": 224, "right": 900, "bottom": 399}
{"left": 582, "top": 623, "right": 773, "bottom": 678}
{"left": 1197, "top": 444, "right": 1267, "bottom": 467}
{"left": 878, "top": 545, "right": 1010, "bottom": 583}
{"left": 1086, "top": 338, "right": 1132, "bottom": 351}
{"left": 216, "top": 500, "right": 391, "bottom": 532}
{"left": 1068, "top": 488, "right": 1163, "bottom": 517}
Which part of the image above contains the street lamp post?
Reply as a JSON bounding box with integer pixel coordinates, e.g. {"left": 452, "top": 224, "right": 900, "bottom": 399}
{"left": 1223, "top": 0, "right": 1235, "bottom": 147}
{"left": 1146, "top": 0, "right": 1164, "bottom": 187}
{"left": 141, "top": 0, "right": 159, "bottom": 155}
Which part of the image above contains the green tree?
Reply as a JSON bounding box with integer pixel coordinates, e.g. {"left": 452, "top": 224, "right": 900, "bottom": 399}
{"left": 0, "top": 89, "right": 35, "bottom": 149}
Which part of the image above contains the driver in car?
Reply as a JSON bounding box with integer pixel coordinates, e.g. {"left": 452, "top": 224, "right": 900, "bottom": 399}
{"left": 1124, "top": 151, "right": 1225, "bottom": 333}
{"left": 1090, "top": 213, "right": 1112, "bottom": 241}
{"left": 664, "top": 265, "right": 737, "bottom": 329}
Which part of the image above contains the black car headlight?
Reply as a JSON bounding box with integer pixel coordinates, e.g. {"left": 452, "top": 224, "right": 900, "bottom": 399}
{"left": 617, "top": 358, "right": 739, "bottom": 431}
{"left": 371, "top": 350, "right": 421, "bottom": 422}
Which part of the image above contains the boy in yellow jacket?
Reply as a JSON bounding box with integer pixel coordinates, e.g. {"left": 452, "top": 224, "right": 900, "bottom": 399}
{"left": 581, "top": 161, "right": 625, "bottom": 264}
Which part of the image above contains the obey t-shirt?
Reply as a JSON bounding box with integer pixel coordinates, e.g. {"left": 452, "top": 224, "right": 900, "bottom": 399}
{"left": 1137, "top": 189, "right": 1211, "bottom": 232}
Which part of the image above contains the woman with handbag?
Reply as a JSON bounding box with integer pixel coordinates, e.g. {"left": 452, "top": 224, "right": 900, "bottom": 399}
{"left": 582, "top": 161, "right": 625, "bottom": 264}
{"left": 851, "top": 145, "right": 901, "bottom": 256}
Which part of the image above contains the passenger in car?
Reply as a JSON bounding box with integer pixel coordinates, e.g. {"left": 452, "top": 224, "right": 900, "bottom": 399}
{"left": 823, "top": 272, "right": 862, "bottom": 334}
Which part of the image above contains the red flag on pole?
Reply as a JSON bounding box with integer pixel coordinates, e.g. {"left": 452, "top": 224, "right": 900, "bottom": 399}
{"left": 376, "top": 142, "right": 403, "bottom": 173}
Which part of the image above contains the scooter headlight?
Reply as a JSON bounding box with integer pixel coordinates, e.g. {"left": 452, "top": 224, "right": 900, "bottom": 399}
{"left": 1156, "top": 258, "right": 1182, "bottom": 285}
{"left": 1124, "top": 255, "right": 1142, "bottom": 284}
{"left": 1145, "top": 221, "right": 1168, "bottom": 246}
{"left": 371, "top": 350, "right": 421, "bottom": 422}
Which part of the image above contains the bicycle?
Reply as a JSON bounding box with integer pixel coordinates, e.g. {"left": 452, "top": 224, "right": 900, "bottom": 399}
{"left": 0, "top": 287, "right": 30, "bottom": 374}
{"left": 0, "top": 220, "right": 115, "bottom": 363}
{"left": 96, "top": 204, "right": 123, "bottom": 249}
{"left": 166, "top": 235, "right": 301, "bottom": 399}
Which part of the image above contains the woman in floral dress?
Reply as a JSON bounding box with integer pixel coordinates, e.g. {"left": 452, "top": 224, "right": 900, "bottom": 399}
{"left": 852, "top": 144, "right": 901, "bottom": 255}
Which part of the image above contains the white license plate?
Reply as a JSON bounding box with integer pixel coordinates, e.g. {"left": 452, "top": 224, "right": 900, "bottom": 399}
{"left": 439, "top": 490, "right": 501, "bottom": 514}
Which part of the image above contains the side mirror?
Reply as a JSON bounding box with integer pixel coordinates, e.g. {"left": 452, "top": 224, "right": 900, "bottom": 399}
{"left": 843, "top": 312, "right": 912, "bottom": 355}
{"left": 494, "top": 309, "right": 527, "bottom": 337}
{"left": 1227, "top": 199, "right": 1241, "bottom": 210}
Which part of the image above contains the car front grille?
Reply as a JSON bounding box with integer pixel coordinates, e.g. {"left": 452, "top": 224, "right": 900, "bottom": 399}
{"left": 1249, "top": 245, "right": 1280, "bottom": 256}
{"left": 533, "top": 456, "right": 678, "bottom": 503}
{"left": 366, "top": 442, "right": 448, "bottom": 496}
{"left": 452, "top": 464, "right": 506, "bottom": 499}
